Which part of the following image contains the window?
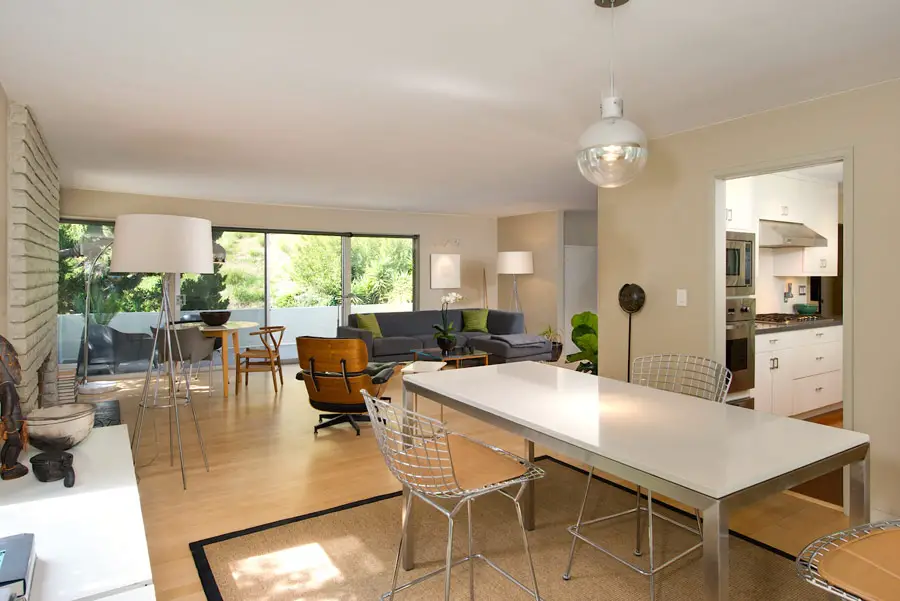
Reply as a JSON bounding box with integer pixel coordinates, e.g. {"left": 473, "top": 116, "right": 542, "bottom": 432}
{"left": 58, "top": 221, "right": 417, "bottom": 372}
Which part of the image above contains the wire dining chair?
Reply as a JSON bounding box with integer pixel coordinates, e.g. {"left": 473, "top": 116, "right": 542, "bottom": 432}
{"left": 362, "top": 390, "right": 545, "bottom": 601}
{"left": 563, "top": 354, "right": 732, "bottom": 601}
{"left": 797, "top": 520, "right": 900, "bottom": 600}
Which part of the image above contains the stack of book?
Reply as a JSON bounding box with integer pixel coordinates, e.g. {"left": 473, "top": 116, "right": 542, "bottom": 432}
{"left": 57, "top": 364, "right": 78, "bottom": 404}
{"left": 0, "top": 534, "right": 36, "bottom": 600}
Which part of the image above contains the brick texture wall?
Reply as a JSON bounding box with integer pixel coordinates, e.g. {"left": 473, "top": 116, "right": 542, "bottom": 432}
{"left": 7, "top": 103, "right": 59, "bottom": 411}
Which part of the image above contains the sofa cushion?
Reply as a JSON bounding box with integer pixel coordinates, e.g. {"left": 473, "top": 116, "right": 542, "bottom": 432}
{"left": 469, "top": 337, "right": 550, "bottom": 359}
{"left": 487, "top": 310, "right": 525, "bottom": 335}
{"left": 373, "top": 336, "right": 424, "bottom": 357}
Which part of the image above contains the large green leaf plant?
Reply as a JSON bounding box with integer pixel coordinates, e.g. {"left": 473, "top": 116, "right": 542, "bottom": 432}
{"left": 565, "top": 311, "right": 598, "bottom": 375}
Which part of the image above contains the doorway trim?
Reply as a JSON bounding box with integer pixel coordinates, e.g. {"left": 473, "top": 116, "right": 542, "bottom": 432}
{"left": 711, "top": 148, "right": 855, "bottom": 433}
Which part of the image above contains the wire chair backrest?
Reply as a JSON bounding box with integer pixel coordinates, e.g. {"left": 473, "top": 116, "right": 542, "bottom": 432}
{"left": 362, "top": 390, "right": 464, "bottom": 498}
{"left": 632, "top": 354, "right": 732, "bottom": 403}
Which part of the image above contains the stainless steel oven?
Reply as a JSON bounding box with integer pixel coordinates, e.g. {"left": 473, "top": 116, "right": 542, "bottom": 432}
{"left": 726, "top": 297, "right": 755, "bottom": 393}
{"left": 726, "top": 232, "right": 755, "bottom": 296}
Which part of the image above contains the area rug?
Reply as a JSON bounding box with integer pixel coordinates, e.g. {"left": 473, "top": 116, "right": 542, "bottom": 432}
{"left": 190, "top": 458, "right": 827, "bottom": 600}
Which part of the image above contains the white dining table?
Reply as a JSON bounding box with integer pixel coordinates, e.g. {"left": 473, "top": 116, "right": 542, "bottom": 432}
{"left": 401, "top": 361, "right": 871, "bottom": 600}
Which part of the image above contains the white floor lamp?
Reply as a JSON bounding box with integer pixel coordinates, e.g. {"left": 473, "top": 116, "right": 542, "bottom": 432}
{"left": 497, "top": 251, "right": 533, "bottom": 313}
{"left": 111, "top": 214, "right": 214, "bottom": 489}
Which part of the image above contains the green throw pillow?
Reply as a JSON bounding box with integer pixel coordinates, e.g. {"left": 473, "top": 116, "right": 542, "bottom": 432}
{"left": 356, "top": 314, "right": 383, "bottom": 338}
{"left": 462, "top": 309, "right": 489, "bottom": 333}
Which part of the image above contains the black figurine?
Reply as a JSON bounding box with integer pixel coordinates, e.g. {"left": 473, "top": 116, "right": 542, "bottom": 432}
{"left": 0, "top": 335, "right": 28, "bottom": 480}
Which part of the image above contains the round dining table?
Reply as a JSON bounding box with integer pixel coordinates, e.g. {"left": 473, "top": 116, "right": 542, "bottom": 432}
{"left": 177, "top": 320, "right": 259, "bottom": 398}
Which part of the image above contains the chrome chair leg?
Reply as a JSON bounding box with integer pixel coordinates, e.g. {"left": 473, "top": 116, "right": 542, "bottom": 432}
{"left": 695, "top": 508, "right": 703, "bottom": 540}
{"left": 563, "top": 468, "right": 594, "bottom": 580}
{"left": 388, "top": 493, "right": 414, "bottom": 601}
{"left": 647, "top": 490, "right": 655, "bottom": 601}
{"left": 514, "top": 484, "right": 541, "bottom": 601}
{"left": 468, "top": 499, "right": 475, "bottom": 600}
{"left": 445, "top": 515, "right": 456, "bottom": 601}
{"left": 634, "top": 486, "right": 644, "bottom": 556}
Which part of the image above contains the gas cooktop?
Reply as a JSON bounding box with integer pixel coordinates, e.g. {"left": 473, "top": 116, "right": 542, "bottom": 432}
{"left": 756, "top": 313, "right": 824, "bottom": 324}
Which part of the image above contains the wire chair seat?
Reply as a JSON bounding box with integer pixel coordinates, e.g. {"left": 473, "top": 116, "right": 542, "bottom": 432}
{"left": 363, "top": 390, "right": 545, "bottom": 600}
{"left": 797, "top": 519, "right": 900, "bottom": 601}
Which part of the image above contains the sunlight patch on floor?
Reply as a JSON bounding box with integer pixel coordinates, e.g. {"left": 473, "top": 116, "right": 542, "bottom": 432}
{"left": 229, "top": 536, "right": 384, "bottom": 599}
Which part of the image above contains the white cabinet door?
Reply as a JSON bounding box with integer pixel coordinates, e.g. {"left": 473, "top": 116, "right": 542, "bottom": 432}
{"left": 771, "top": 347, "right": 796, "bottom": 416}
{"left": 725, "top": 177, "right": 755, "bottom": 233}
{"left": 755, "top": 174, "right": 803, "bottom": 222}
{"left": 800, "top": 178, "right": 839, "bottom": 277}
{"left": 754, "top": 351, "right": 774, "bottom": 413}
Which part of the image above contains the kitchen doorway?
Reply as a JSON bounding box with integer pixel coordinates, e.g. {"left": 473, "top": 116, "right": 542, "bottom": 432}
{"left": 718, "top": 157, "right": 849, "bottom": 507}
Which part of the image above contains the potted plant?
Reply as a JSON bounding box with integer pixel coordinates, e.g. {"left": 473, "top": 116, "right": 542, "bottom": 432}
{"left": 565, "top": 311, "right": 598, "bottom": 375}
{"left": 433, "top": 292, "right": 463, "bottom": 354}
{"left": 540, "top": 325, "right": 564, "bottom": 362}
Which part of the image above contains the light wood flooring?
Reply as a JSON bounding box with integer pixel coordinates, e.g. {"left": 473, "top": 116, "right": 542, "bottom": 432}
{"left": 118, "top": 371, "right": 851, "bottom": 601}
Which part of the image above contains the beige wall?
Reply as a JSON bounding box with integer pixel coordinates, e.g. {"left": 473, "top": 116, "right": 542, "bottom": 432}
{"left": 498, "top": 211, "right": 563, "bottom": 334}
{"left": 60, "top": 189, "right": 498, "bottom": 311}
{"left": 0, "top": 82, "right": 8, "bottom": 334}
{"left": 597, "top": 79, "right": 900, "bottom": 514}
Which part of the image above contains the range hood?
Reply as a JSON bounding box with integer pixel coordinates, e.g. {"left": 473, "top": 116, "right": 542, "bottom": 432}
{"left": 758, "top": 219, "right": 827, "bottom": 248}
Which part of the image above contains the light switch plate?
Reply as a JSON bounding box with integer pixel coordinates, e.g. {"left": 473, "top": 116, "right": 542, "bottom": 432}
{"left": 676, "top": 289, "right": 688, "bottom": 307}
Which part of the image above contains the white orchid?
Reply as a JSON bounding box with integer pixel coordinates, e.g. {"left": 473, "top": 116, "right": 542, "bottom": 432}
{"left": 441, "top": 292, "right": 464, "bottom": 305}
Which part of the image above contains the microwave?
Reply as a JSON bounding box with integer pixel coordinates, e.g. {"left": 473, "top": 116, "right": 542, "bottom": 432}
{"left": 726, "top": 232, "right": 755, "bottom": 296}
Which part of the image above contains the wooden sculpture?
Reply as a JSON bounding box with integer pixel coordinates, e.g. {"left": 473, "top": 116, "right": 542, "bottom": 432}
{"left": 0, "top": 335, "right": 28, "bottom": 480}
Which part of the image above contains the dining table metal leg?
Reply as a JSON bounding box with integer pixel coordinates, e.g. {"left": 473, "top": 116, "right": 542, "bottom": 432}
{"left": 220, "top": 333, "right": 230, "bottom": 398}
{"left": 849, "top": 451, "right": 871, "bottom": 527}
{"left": 702, "top": 502, "right": 728, "bottom": 601}
{"left": 522, "top": 440, "right": 535, "bottom": 531}
{"left": 401, "top": 381, "right": 416, "bottom": 571}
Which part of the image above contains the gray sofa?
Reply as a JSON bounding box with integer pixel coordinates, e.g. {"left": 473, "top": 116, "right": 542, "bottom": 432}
{"left": 337, "top": 309, "right": 551, "bottom": 364}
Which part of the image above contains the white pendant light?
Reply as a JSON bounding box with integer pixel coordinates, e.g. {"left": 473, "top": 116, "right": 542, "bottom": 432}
{"left": 577, "top": 0, "right": 648, "bottom": 188}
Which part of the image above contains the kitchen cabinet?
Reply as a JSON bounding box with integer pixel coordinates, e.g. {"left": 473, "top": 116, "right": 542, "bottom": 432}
{"left": 772, "top": 176, "right": 839, "bottom": 277}
{"left": 725, "top": 177, "right": 755, "bottom": 233}
{"left": 755, "top": 348, "right": 795, "bottom": 416}
{"left": 754, "top": 174, "right": 805, "bottom": 223}
{"left": 755, "top": 326, "right": 842, "bottom": 417}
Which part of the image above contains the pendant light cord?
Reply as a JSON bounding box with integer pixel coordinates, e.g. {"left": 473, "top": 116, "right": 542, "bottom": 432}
{"left": 609, "top": 0, "right": 616, "bottom": 97}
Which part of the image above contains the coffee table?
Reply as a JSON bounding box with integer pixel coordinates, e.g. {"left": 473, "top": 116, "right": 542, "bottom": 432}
{"left": 413, "top": 347, "right": 490, "bottom": 368}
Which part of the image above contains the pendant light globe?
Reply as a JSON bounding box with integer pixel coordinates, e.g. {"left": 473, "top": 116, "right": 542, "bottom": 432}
{"left": 577, "top": 96, "right": 648, "bottom": 188}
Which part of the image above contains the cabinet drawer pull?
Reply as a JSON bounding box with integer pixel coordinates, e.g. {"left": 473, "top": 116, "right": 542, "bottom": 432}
{"left": 769, "top": 339, "right": 778, "bottom": 344}
{"left": 815, "top": 386, "right": 824, "bottom": 392}
{"left": 815, "top": 332, "right": 824, "bottom": 337}
{"left": 816, "top": 356, "right": 824, "bottom": 361}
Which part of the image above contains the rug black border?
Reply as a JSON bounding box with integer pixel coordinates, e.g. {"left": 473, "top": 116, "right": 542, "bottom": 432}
{"left": 189, "top": 455, "right": 798, "bottom": 601}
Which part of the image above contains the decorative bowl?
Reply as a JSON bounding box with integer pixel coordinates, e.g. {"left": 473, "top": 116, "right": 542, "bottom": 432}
{"left": 25, "top": 403, "right": 96, "bottom": 451}
{"left": 200, "top": 310, "right": 231, "bottom": 326}
{"left": 794, "top": 303, "right": 818, "bottom": 316}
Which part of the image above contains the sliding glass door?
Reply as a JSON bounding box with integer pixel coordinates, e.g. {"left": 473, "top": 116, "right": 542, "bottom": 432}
{"left": 267, "top": 233, "right": 344, "bottom": 360}
{"left": 58, "top": 221, "right": 418, "bottom": 369}
{"left": 349, "top": 236, "right": 415, "bottom": 316}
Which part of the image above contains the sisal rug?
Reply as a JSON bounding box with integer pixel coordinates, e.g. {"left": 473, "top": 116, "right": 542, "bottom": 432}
{"left": 190, "top": 458, "right": 827, "bottom": 600}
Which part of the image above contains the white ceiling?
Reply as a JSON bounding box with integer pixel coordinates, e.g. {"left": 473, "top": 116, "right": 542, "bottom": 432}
{"left": 0, "top": 1, "right": 897, "bottom": 216}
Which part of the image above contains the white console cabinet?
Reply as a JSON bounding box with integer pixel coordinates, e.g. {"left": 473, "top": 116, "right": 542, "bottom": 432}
{"left": 0, "top": 425, "right": 154, "bottom": 601}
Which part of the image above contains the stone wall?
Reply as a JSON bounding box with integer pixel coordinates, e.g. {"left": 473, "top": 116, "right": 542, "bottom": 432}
{"left": 7, "top": 103, "right": 59, "bottom": 411}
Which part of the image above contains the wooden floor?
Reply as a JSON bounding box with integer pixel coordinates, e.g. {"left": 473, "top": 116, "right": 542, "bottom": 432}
{"left": 118, "top": 371, "right": 851, "bottom": 601}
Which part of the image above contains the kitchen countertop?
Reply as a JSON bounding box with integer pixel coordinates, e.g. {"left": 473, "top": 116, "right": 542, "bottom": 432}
{"left": 755, "top": 317, "right": 842, "bottom": 334}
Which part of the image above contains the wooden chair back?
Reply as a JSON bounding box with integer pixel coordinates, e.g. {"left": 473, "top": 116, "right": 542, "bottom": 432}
{"left": 296, "top": 337, "right": 373, "bottom": 407}
{"left": 251, "top": 326, "right": 285, "bottom": 356}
